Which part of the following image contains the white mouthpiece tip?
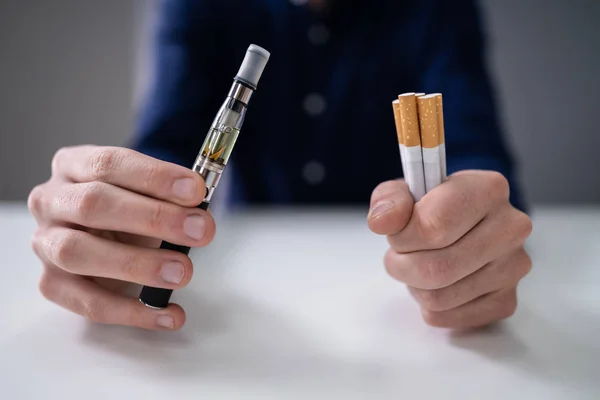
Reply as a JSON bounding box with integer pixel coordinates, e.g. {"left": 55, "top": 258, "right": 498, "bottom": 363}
{"left": 235, "top": 44, "right": 271, "bottom": 88}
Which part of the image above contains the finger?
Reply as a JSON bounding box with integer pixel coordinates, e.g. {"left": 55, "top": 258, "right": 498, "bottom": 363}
{"left": 33, "top": 226, "right": 194, "bottom": 289}
{"left": 28, "top": 181, "right": 80, "bottom": 229}
{"left": 408, "top": 248, "right": 532, "bottom": 312}
{"left": 45, "top": 181, "right": 216, "bottom": 247}
{"left": 51, "top": 145, "right": 206, "bottom": 207}
{"left": 28, "top": 183, "right": 48, "bottom": 225}
{"left": 384, "top": 204, "right": 532, "bottom": 290}
{"left": 367, "top": 179, "right": 414, "bottom": 235}
{"left": 38, "top": 268, "right": 186, "bottom": 330}
{"left": 420, "top": 287, "right": 519, "bottom": 330}
{"left": 388, "top": 170, "right": 510, "bottom": 253}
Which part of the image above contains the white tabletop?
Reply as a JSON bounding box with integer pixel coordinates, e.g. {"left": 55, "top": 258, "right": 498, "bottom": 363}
{"left": 0, "top": 203, "right": 598, "bottom": 399}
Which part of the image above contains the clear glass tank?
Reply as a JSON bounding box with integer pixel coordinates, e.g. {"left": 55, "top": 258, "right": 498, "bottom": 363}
{"left": 199, "top": 124, "right": 240, "bottom": 166}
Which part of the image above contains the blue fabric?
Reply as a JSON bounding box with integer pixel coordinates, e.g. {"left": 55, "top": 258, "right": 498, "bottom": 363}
{"left": 131, "top": 0, "right": 526, "bottom": 211}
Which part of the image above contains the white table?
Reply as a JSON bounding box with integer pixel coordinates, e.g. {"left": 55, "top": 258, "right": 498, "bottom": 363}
{"left": 0, "top": 203, "right": 598, "bottom": 399}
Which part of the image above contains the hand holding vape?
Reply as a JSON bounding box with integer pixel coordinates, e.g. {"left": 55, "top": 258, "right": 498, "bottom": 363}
{"left": 139, "top": 44, "right": 270, "bottom": 309}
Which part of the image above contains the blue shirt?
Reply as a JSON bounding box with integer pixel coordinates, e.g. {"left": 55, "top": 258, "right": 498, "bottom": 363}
{"left": 131, "top": 0, "right": 525, "bottom": 211}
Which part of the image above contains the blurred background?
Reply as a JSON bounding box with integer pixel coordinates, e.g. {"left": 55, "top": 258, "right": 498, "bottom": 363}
{"left": 0, "top": 0, "right": 599, "bottom": 204}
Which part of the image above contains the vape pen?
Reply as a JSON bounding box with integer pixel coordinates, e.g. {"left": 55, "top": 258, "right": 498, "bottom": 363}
{"left": 139, "top": 44, "right": 270, "bottom": 309}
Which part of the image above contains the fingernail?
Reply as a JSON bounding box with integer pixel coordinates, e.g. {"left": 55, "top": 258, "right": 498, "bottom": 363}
{"left": 184, "top": 215, "right": 206, "bottom": 240}
{"left": 172, "top": 178, "right": 197, "bottom": 200}
{"left": 370, "top": 201, "right": 394, "bottom": 218}
{"left": 157, "top": 315, "right": 174, "bottom": 329}
{"left": 161, "top": 261, "right": 184, "bottom": 284}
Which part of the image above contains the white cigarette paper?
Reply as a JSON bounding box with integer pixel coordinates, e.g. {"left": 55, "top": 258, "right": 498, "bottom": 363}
{"left": 398, "top": 93, "right": 426, "bottom": 201}
{"left": 417, "top": 94, "right": 442, "bottom": 193}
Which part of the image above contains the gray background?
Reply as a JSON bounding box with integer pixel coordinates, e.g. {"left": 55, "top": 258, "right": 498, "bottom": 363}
{"left": 1, "top": 0, "right": 598, "bottom": 204}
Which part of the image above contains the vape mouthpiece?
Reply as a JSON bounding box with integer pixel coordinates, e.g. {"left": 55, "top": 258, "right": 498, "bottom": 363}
{"left": 234, "top": 44, "right": 270, "bottom": 89}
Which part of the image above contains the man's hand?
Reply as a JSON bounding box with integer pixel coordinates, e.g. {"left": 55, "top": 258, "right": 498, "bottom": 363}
{"left": 368, "top": 171, "right": 532, "bottom": 329}
{"left": 27, "top": 145, "right": 216, "bottom": 330}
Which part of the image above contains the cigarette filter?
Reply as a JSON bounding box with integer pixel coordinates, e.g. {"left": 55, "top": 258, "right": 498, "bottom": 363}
{"left": 417, "top": 94, "right": 442, "bottom": 192}
{"left": 392, "top": 100, "right": 406, "bottom": 177}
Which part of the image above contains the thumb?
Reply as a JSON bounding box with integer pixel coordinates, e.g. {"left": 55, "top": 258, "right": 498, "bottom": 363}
{"left": 367, "top": 179, "right": 414, "bottom": 235}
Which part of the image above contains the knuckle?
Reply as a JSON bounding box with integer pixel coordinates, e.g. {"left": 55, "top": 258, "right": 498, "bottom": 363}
{"left": 514, "top": 249, "right": 533, "bottom": 279}
{"left": 30, "top": 228, "right": 45, "bottom": 257}
{"left": 38, "top": 271, "right": 57, "bottom": 300}
{"left": 487, "top": 171, "right": 510, "bottom": 201}
{"left": 140, "top": 162, "right": 164, "bottom": 192}
{"left": 74, "top": 182, "right": 104, "bottom": 217}
{"left": 515, "top": 212, "right": 533, "bottom": 240}
{"left": 383, "top": 248, "right": 404, "bottom": 281}
{"left": 498, "top": 289, "right": 518, "bottom": 319}
{"left": 81, "top": 298, "right": 106, "bottom": 323}
{"left": 88, "top": 148, "right": 119, "bottom": 181}
{"left": 416, "top": 255, "right": 452, "bottom": 289}
{"left": 501, "top": 291, "right": 518, "bottom": 318}
{"left": 146, "top": 202, "right": 170, "bottom": 233}
{"left": 120, "top": 251, "right": 142, "bottom": 280}
{"left": 418, "top": 213, "right": 451, "bottom": 248}
{"left": 51, "top": 146, "right": 70, "bottom": 174}
{"left": 52, "top": 230, "right": 81, "bottom": 267}
{"left": 127, "top": 304, "right": 147, "bottom": 327}
{"left": 27, "top": 184, "right": 46, "bottom": 216}
{"left": 421, "top": 309, "right": 445, "bottom": 327}
{"left": 412, "top": 287, "right": 445, "bottom": 311}
{"left": 522, "top": 251, "right": 533, "bottom": 275}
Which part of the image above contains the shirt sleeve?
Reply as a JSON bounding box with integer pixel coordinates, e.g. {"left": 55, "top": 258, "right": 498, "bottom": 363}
{"left": 416, "top": 0, "right": 528, "bottom": 212}
{"left": 128, "top": 0, "right": 230, "bottom": 168}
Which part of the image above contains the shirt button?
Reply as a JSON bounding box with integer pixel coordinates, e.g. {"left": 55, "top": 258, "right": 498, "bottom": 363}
{"left": 307, "top": 24, "right": 330, "bottom": 46}
{"left": 302, "top": 161, "right": 326, "bottom": 185}
{"left": 303, "top": 93, "right": 327, "bottom": 116}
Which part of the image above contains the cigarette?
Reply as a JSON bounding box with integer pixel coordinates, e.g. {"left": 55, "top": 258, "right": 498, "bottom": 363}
{"left": 398, "top": 93, "right": 426, "bottom": 201}
{"left": 432, "top": 93, "right": 447, "bottom": 181}
{"left": 417, "top": 94, "right": 442, "bottom": 193}
{"left": 391, "top": 99, "right": 406, "bottom": 177}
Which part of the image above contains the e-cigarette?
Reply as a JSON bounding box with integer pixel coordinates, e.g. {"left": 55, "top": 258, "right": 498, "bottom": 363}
{"left": 139, "top": 44, "right": 270, "bottom": 309}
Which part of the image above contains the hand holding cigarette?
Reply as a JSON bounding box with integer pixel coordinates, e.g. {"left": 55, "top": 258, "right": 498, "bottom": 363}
{"left": 367, "top": 172, "right": 533, "bottom": 329}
